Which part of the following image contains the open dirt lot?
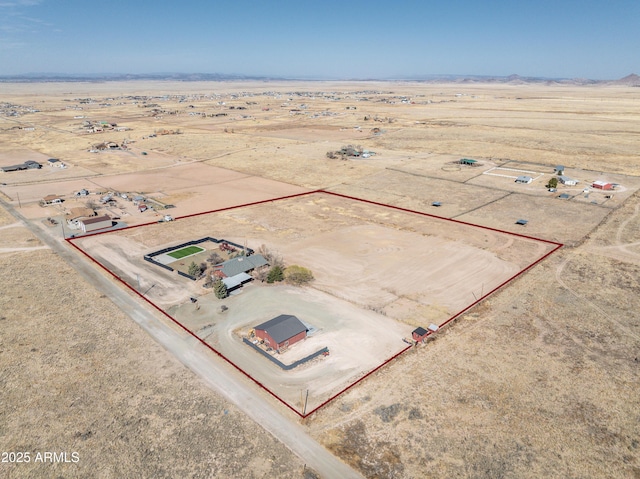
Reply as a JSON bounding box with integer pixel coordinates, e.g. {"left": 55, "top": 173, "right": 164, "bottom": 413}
{"left": 170, "top": 284, "right": 411, "bottom": 413}
{"left": 72, "top": 192, "right": 555, "bottom": 415}
{"left": 2, "top": 81, "right": 639, "bottom": 478}
{"left": 75, "top": 193, "right": 554, "bottom": 320}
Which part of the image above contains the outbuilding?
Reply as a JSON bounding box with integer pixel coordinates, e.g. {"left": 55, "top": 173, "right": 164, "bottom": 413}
{"left": 558, "top": 176, "right": 578, "bottom": 186}
{"left": 1, "top": 164, "right": 27, "bottom": 172}
{"left": 592, "top": 181, "right": 613, "bottom": 190}
{"left": 79, "top": 215, "right": 112, "bottom": 233}
{"left": 412, "top": 327, "right": 429, "bottom": 343}
{"left": 515, "top": 175, "right": 533, "bottom": 184}
{"left": 254, "top": 314, "right": 307, "bottom": 351}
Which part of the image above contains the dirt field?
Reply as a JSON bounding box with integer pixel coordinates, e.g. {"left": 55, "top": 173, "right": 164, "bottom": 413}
{"left": 72, "top": 192, "right": 556, "bottom": 415}
{"left": 170, "top": 284, "right": 412, "bottom": 413}
{"left": 2, "top": 81, "right": 639, "bottom": 478}
{"left": 74, "top": 192, "right": 555, "bottom": 319}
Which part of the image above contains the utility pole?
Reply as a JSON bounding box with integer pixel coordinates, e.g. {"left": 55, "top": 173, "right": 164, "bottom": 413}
{"left": 303, "top": 389, "right": 309, "bottom": 416}
{"left": 16, "top": 192, "right": 21, "bottom": 209}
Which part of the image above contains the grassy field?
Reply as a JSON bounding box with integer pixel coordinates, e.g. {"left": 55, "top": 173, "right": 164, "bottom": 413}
{"left": 167, "top": 245, "right": 204, "bottom": 259}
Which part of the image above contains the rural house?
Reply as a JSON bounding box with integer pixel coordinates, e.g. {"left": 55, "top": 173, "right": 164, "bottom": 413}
{"left": 41, "top": 195, "right": 63, "bottom": 206}
{"left": 515, "top": 175, "right": 533, "bottom": 184}
{"left": 558, "top": 176, "right": 578, "bottom": 186}
{"left": 217, "top": 254, "right": 268, "bottom": 278}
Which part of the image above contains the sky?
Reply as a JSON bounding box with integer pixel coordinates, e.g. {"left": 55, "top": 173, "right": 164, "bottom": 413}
{"left": 0, "top": 0, "right": 638, "bottom": 79}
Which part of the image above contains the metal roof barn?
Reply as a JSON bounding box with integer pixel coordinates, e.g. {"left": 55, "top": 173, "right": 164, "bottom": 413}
{"left": 254, "top": 314, "right": 308, "bottom": 351}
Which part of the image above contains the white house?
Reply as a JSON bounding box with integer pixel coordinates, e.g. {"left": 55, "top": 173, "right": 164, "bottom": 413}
{"left": 515, "top": 175, "right": 533, "bottom": 184}
{"left": 558, "top": 176, "right": 578, "bottom": 186}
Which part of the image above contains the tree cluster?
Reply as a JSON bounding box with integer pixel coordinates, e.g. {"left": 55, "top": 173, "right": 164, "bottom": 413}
{"left": 188, "top": 261, "right": 206, "bottom": 278}
{"left": 326, "top": 144, "right": 364, "bottom": 160}
{"left": 546, "top": 177, "right": 558, "bottom": 189}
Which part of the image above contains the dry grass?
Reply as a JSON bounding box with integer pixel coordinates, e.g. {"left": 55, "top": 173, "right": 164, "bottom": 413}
{"left": 0, "top": 249, "right": 305, "bottom": 478}
{"left": 309, "top": 203, "right": 640, "bottom": 479}
{"left": 1, "top": 81, "right": 640, "bottom": 478}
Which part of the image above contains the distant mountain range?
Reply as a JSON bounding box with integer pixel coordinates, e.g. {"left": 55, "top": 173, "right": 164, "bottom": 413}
{"left": 409, "top": 73, "right": 640, "bottom": 86}
{"left": 0, "top": 72, "right": 638, "bottom": 85}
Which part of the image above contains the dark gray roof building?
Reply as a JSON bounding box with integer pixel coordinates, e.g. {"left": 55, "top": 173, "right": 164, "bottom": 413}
{"left": 1, "top": 164, "right": 27, "bottom": 172}
{"left": 255, "top": 315, "right": 307, "bottom": 345}
{"left": 220, "top": 254, "right": 268, "bottom": 277}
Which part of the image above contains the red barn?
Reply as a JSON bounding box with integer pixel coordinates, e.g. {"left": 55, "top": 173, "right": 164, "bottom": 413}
{"left": 412, "top": 327, "right": 429, "bottom": 343}
{"left": 255, "top": 314, "right": 307, "bottom": 351}
{"left": 592, "top": 181, "right": 613, "bottom": 190}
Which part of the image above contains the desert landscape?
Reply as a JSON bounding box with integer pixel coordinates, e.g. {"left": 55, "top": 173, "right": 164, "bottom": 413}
{"left": 1, "top": 80, "right": 639, "bottom": 478}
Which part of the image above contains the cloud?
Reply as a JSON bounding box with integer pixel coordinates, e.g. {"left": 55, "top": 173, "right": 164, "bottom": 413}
{"left": 0, "top": 0, "right": 50, "bottom": 37}
{"left": 0, "top": 1, "right": 42, "bottom": 7}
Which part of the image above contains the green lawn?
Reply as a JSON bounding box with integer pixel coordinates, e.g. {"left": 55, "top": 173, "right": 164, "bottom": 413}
{"left": 167, "top": 245, "right": 204, "bottom": 259}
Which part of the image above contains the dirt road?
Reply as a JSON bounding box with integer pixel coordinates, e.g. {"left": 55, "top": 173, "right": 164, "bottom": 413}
{"left": 0, "top": 198, "right": 364, "bottom": 479}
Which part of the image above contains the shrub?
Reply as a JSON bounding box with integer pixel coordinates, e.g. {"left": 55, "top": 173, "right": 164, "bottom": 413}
{"left": 284, "top": 265, "right": 314, "bottom": 285}
{"left": 266, "top": 265, "right": 284, "bottom": 283}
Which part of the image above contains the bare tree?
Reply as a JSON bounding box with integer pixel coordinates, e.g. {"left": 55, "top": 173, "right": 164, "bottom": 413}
{"left": 253, "top": 266, "right": 269, "bottom": 282}
{"left": 257, "top": 244, "right": 284, "bottom": 268}
{"left": 207, "top": 252, "right": 223, "bottom": 264}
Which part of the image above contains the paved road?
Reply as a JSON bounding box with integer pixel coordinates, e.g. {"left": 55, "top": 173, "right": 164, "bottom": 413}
{"left": 0, "top": 199, "right": 364, "bottom": 479}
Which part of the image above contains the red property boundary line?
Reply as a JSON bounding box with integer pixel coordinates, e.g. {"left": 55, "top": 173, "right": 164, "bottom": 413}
{"left": 67, "top": 189, "right": 563, "bottom": 418}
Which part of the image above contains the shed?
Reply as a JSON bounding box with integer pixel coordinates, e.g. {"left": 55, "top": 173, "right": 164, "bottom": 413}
{"left": 432, "top": 201, "right": 442, "bottom": 207}
{"left": 79, "top": 215, "right": 112, "bottom": 233}
{"left": 558, "top": 193, "right": 571, "bottom": 199}
{"left": 554, "top": 165, "right": 565, "bottom": 174}
{"left": 459, "top": 158, "right": 477, "bottom": 166}
{"left": 515, "top": 175, "right": 533, "bottom": 184}
{"left": 592, "top": 181, "right": 613, "bottom": 190}
{"left": 515, "top": 219, "right": 528, "bottom": 226}
{"left": 412, "top": 327, "right": 429, "bottom": 343}
{"left": 254, "top": 314, "right": 307, "bottom": 351}
{"left": 558, "top": 176, "right": 578, "bottom": 186}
